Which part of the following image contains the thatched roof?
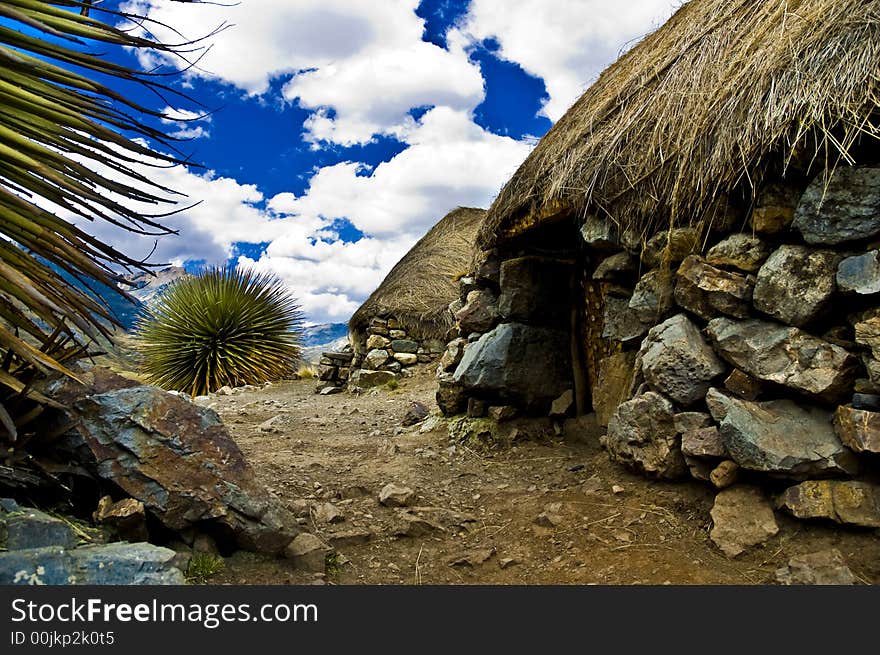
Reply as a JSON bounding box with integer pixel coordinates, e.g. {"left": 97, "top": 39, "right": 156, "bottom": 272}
{"left": 479, "top": 0, "right": 880, "bottom": 248}
{"left": 350, "top": 207, "right": 486, "bottom": 342}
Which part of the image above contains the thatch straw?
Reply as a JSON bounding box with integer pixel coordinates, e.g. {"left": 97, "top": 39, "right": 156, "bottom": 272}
{"left": 479, "top": 0, "right": 880, "bottom": 248}
{"left": 350, "top": 207, "right": 486, "bottom": 343}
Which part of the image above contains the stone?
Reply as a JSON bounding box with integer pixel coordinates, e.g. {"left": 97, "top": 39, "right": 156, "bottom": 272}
{"left": 366, "top": 334, "right": 391, "bottom": 350}
{"left": 705, "top": 233, "right": 772, "bottom": 273}
{"left": 751, "top": 183, "right": 800, "bottom": 234}
{"left": 705, "top": 388, "right": 858, "bottom": 477}
{"left": 258, "top": 415, "right": 284, "bottom": 433}
{"left": 459, "top": 276, "right": 478, "bottom": 299}
{"left": 488, "top": 405, "right": 518, "bottom": 422}
{"left": 605, "top": 392, "right": 687, "bottom": 479}
{"left": 707, "top": 318, "right": 857, "bottom": 402}
{"left": 674, "top": 256, "right": 753, "bottom": 320}
{"left": 215, "top": 385, "right": 234, "bottom": 396}
{"left": 580, "top": 214, "right": 620, "bottom": 249}
{"left": 393, "top": 353, "right": 418, "bottom": 366}
{"left": 681, "top": 426, "right": 726, "bottom": 458}
{"left": 723, "top": 369, "right": 762, "bottom": 401}
{"left": 602, "top": 295, "right": 650, "bottom": 343}
{"left": 467, "top": 398, "right": 488, "bottom": 418}
{"left": 327, "top": 529, "right": 373, "bottom": 549}
{"left": 436, "top": 373, "right": 467, "bottom": 415}
{"left": 453, "top": 322, "right": 571, "bottom": 412}
{"left": 1, "top": 508, "right": 79, "bottom": 550}
{"left": 549, "top": 390, "right": 574, "bottom": 418}
{"left": 93, "top": 497, "right": 148, "bottom": 542}
{"left": 793, "top": 166, "right": 880, "bottom": 245}
{"left": 674, "top": 411, "right": 712, "bottom": 434}
{"left": 592, "top": 351, "right": 637, "bottom": 427}
{"left": 837, "top": 250, "right": 880, "bottom": 295}
{"left": 499, "top": 256, "right": 572, "bottom": 327}
{"left": 534, "top": 512, "right": 562, "bottom": 528}
{"left": 425, "top": 339, "right": 446, "bottom": 354}
{"left": 448, "top": 547, "right": 497, "bottom": 567}
{"left": 378, "top": 483, "right": 416, "bottom": 507}
{"left": 474, "top": 249, "right": 502, "bottom": 287}
{"left": 386, "top": 361, "right": 402, "bottom": 374}
{"left": 853, "top": 392, "right": 880, "bottom": 411}
{"left": 284, "top": 533, "right": 330, "bottom": 573}
{"left": 448, "top": 299, "right": 464, "bottom": 315}
{"left": 641, "top": 227, "right": 699, "bottom": 268}
{"left": 593, "top": 252, "right": 636, "bottom": 281}
{"left": 313, "top": 503, "right": 344, "bottom": 524}
{"left": 776, "top": 549, "right": 856, "bottom": 586}
{"left": 629, "top": 269, "right": 674, "bottom": 323}
{"left": 638, "top": 314, "right": 725, "bottom": 406}
{"left": 778, "top": 480, "right": 880, "bottom": 528}
{"left": 709, "top": 460, "right": 739, "bottom": 489}
{"left": 709, "top": 486, "right": 779, "bottom": 558}
{"left": 402, "top": 401, "right": 430, "bottom": 427}
{"left": 0, "top": 543, "right": 185, "bottom": 585}
{"left": 319, "top": 386, "right": 343, "bottom": 395}
{"left": 854, "top": 314, "right": 880, "bottom": 358}
{"left": 68, "top": 386, "right": 300, "bottom": 554}
{"left": 364, "top": 348, "right": 390, "bottom": 369}
{"left": 455, "top": 289, "right": 499, "bottom": 334}
{"left": 349, "top": 369, "right": 396, "bottom": 389}
{"left": 192, "top": 532, "right": 220, "bottom": 555}
{"left": 392, "top": 512, "right": 445, "bottom": 537}
{"left": 753, "top": 245, "right": 838, "bottom": 327}
{"left": 685, "top": 456, "right": 714, "bottom": 482}
{"left": 390, "top": 339, "right": 419, "bottom": 354}
{"left": 833, "top": 405, "right": 880, "bottom": 453}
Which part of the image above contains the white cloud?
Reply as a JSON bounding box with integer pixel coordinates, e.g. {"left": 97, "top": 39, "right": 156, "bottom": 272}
{"left": 160, "top": 106, "right": 212, "bottom": 139}
{"left": 452, "top": 0, "right": 681, "bottom": 121}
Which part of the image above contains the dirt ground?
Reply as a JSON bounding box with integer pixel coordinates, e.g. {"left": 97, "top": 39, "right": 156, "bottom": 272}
{"left": 201, "top": 367, "right": 880, "bottom": 586}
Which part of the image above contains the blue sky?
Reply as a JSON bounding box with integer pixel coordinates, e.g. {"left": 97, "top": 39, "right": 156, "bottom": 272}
{"left": 70, "top": 0, "right": 679, "bottom": 324}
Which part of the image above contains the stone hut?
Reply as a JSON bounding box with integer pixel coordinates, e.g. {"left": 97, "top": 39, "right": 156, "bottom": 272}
{"left": 331, "top": 207, "right": 485, "bottom": 391}
{"left": 439, "top": 0, "right": 880, "bottom": 526}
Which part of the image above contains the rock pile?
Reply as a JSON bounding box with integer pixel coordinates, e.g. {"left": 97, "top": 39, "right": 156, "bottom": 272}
{"left": 316, "top": 348, "right": 354, "bottom": 394}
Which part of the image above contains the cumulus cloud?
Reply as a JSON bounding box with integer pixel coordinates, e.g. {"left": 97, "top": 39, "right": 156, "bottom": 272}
{"left": 451, "top": 0, "right": 680, "bottom": 120}
{"left": 160, "top": 106, "right": 212, "bottom": 139}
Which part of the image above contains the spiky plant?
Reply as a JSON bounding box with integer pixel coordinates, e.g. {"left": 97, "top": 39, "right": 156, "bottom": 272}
{"left": 134, "top": 267, "right": 305, "bottom": 395}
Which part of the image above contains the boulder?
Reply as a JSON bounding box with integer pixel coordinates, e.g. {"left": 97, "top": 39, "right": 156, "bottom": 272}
{"left": 592, "top": 351, "right": 637, "bottom": 427}
{"left": 776, "top": 549, "right": 856, "bottom": 586}
{"left": 439, "top": 338, "right": 468, "bottom": 372}
{"left": 778, "top": 480, "right": 880, "bottom": 528}
{"left": 723, "top": 369, "right": 762, "bottom": 401}
{"left": 750, "top": 183, "right": 800, "bottom": 234}
{"left": 605, "top": 392, "right": 687, "bottom": 479}
{"left": 580, "top": 214, "right": 620, "bottom": 249}
{"left": 284, "top": 533, "right": 330, "bottom": 573}
{"left": 707, "top": 318, "right": 857, "bottom": 402}
{"left": 0, "top": 543, "right": 185, "bottom": 585}
{"left": 833, "top": 405, "right": 880, "bottom": 453}
{"left": 854, "top": 314, "right": 880, "bottom": 358}
{"left": 0, "top": 507, "right": 79, "bottom": 550}
{"left": 488, "top": 405, "right": 518, "bottom": 422}
{"left": 366, "top": 334, "right": 391, "bottom": 350}
{"left": 641, "top": 227, "right": 699, "bottom": 268}
{"left": 349, "top": 369, "right": 396, "bottom": 389}
{"left": 390, "top": 339, "right": 419, "bottom": 354}
{"left": 498, "top": 256, "right": 572, "bottom": 327}
{"left": 681, "top": 426, "right": 726, "bottom": 458}
{"left": 705, "top": 233, "right": 771, "bottom": 273}
{"left": 674, "top": 411, "right": 712, "bottom": 434}
{"left": 453, "top": 323, "right": 571, "bottom": 412}
{"left": 378, "top": 483, "right": 416, "bottom": 507}
{"left": 93, "top": 496, "right": 148, "bottom": 542}
{"left": 629, "top": 269, "right": 674, "bottom": 323}
{"left": 436, "top": 373, "right": 467, "bottom": 416}
{"left": 592, "top": 252, "right": 636, "bottom": 281}
{"left": 793, "top": 166, "right": 880, "bottom": 245}
{"left": 705, "top": 388, "right": 858, "bottom": 477}
{"left": 549, "top": 390, "right": 574, "bottom": 418}
{"left": 69, "top": 386, "right": 300, "bottom": 554}
{"left": 752, "top": 245, "right": 838, "bottom": 327}
{"left": 473, "top": 248, "right": 501, "bottom": 287}
{"left": 402, "top": 401, "right": 430, "bottom": 427}
{"left": 709, "top": 486, "right": 779, "bottom": 558}
{"left": 674, "top": 256, "right": 753, "bottom": 320}
{"left": 393, "top": 353, "right": 418, "bottom": 366}
{"left": 455, "top": 289, "right": 499, "bottom": 334}
{"left": 364, "top": 349, "right": 390, "bottom": 369}
{"left": 639, "top": 314, "right": 725, "bottom": 406}
{"left": 602, "top": 295, "right": 650, "bottom": 343}
{"left": 837, "top": 250, "right": 880, "bottom": 295}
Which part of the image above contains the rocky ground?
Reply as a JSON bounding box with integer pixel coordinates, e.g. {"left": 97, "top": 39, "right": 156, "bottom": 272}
{"left": 199, "top": 367, "right": 880, "bottom": 585}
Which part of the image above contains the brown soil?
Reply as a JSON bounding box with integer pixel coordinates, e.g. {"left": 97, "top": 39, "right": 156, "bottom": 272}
{"left": 205, "top": 368, "right": 880, "bottom": 586}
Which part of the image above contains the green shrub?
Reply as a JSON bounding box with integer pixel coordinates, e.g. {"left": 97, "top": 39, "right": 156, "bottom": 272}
{"left": 186, "top": 552, "right": 225, "bottom": 583}
{"left": 134, "top": 267, "right": 304, "bottom": 395}
{"left": 386, "top": 378, "right": 400, "bottom": 391}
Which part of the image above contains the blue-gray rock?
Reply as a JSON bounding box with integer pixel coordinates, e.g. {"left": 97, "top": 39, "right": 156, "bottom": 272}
{"left": 793, "top": 166, "right": 880, "bottom": 245}
{"left": 705, "top": 388, "right": 858, "bottom": 477}
{"left": 1, "top": 498, "right": 20, "bottom": 513}
{"left": 602, "top": 295, "right": 650, "bottom": 343}
{"left": 837, "top": 250, "right": 880, "bottom": 295}
{"left": 0, "top": 542, "right": 185, "bottom": 585}
{"left": 390, "top": 339, "right": 419, "bottom": 354}
{"left": 753, "top": 245, "right": 839, "bottom": 327}
{"left": 1, "top": 508, "right": 79, "bottom": 550}
{"left": 707, "top": 317, "right": 857, "bottom": 402}
{"left": 639, "top": 314, "right": 725, "bottom": 406}
{"left": 453, "top": 323, "right": 571, "bottom": 412}
{"left": 606, "top": 391, "right": 687, "bottom": 479}
{"left": 629, "top": 269, "right": 674, "bottom": 323}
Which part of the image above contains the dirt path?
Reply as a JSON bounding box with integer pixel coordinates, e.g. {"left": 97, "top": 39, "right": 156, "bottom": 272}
{"left": 205, "top": 369, "right": 880, "bottom": 585}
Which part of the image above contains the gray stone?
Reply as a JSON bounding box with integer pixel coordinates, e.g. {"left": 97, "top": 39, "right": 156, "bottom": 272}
{"left": 439, "top": 338, "right": 468, "bottom": 372}
{"left": 580, "top": 214, "right": 619, "bottom": 249}
{"left": 674, "top": 255, "right": 753, "bottom": 320}
{"left": 681, "top": 427, "right": 726, "bottom": 458}
{"left": 639, "top": 314, "right": 725, "bottom": 406}
{"left": 707, "top": 318, "right": 857, "bottom": 402}
{"left": 349, "top": 369, "right": 396, "bottom": 389}
{"left": 833, "top": 405, "right": 880, "bottom": 453}
{"left": 776, "top": 549, "right": 856, "bottom": 585}
{"left": 455, "top": 289, "right": 499, "bottom": 334}
{"left": 378, "top": 484, "right": 416, "bottom": 507}
{"left": 0, "top": 498, "right": 20, "bottom": 513}
{"left": 364, "top": 348, "right": 390, "bottom": 369}
{"left": 602, "top": 295, "right": 649, "bottom": 343}
{"left": 753, "top": 245, "right": 838, "bottom": 327}
{"left": 593, "top": 252, "right": 636, "bottom": 281}
{"left": 629, "top": 269, "right": 674, "bottom": 323}
{"left": 499, "top": 256, "right": 572, "bottom": 327}
{"left": 284, "top": 533, "right": 330, "bottom": 573}
{"left": 402, "top": 401, "right": 430, "bottom": 427}
{"left": 390, "top": 339, "right": 419, "bottom": 354}
{"left": 673, "top": 411, "right": 712, "bottom": 434}
{"left": 837, "top": 250, "right": 880, "bottom": 295}
{"left": 606, "top": 392, "right": 687, "bottom": 479}
{"left": 393, "top": 353, "right": 418, "bottom": 366}
{"left": 705, "top": 388, "right": 858, "bottom": 477}
{"left": 705, "top": 233, "right": 772, "bottom": 273}
{"left": 793, "top": 166, "right": 880, "bottom": 245}
{"left": 641, "top": 227, "right": 699, "bottom": 268}
{"left": 710, "top": 486, "right": 779, "bottom": 558}
{"left": 313, "top": 503, "right": 344, "bottom": 524}
{"left": 488, "top": 405, "right": 518, "bottom": 422}
{"left": 453, "top": 323, "right": 571, "bottom": 412}
{"left": 436, "top": 373, "right": 467, "bottom": 416}
{"left": 0, "top": 543, "right": 185, "bottom": 585}
{"left": 0, "top": 508, "right": 79, "bottom": 551}
{"left": 549, "top": 390, "right": 574, "bottom": 418}
{"left": 778, "top": 480, "right": 880, "bottom": 528}
{"left": 366, "top": 334, "right": 391, "bottom": 350}
{"left": 319, "top": 386, "right": 343, "bottom": 395}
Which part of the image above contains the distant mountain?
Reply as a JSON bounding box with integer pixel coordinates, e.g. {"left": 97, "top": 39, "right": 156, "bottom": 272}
{"left": 301, "top": 323, "right": 349, "bottom": 347}
{"left": 124, "top": 266, "right": 190, "bottom": 306}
